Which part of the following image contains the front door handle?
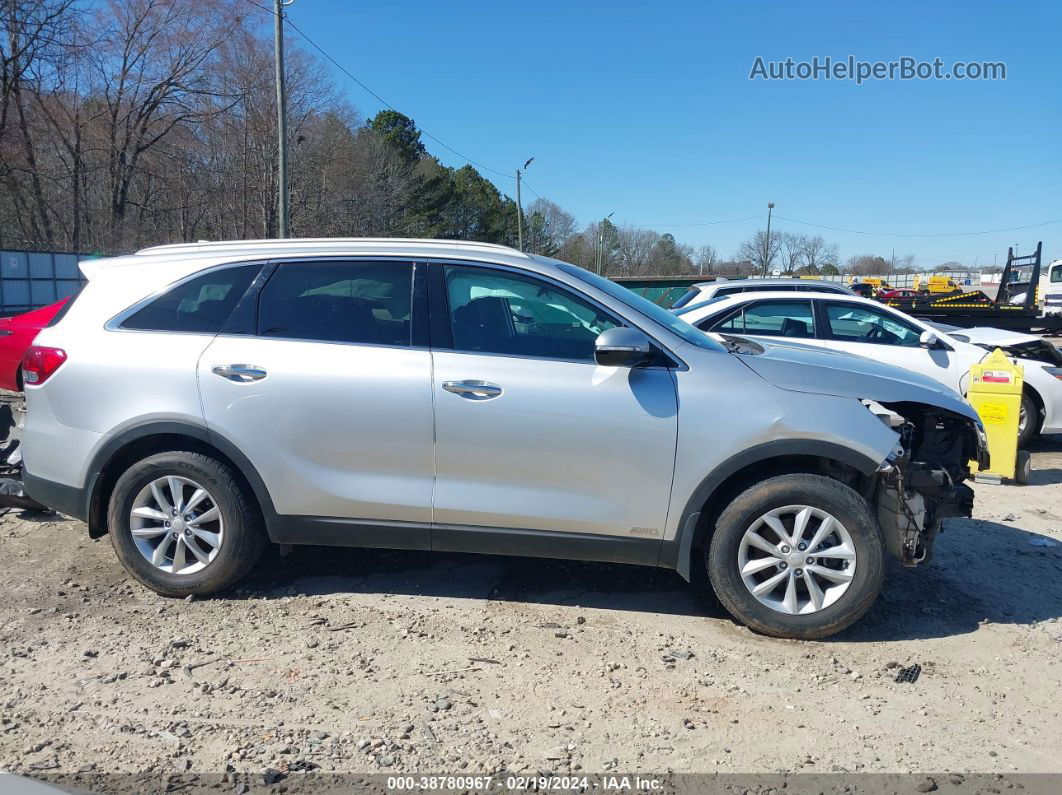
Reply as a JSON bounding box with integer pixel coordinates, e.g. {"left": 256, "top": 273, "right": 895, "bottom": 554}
{"left": 212, "top": 364, "right": 267, "bottom": 383}
{"left": 442, "top": 380, "right": 503, "bottom": 400}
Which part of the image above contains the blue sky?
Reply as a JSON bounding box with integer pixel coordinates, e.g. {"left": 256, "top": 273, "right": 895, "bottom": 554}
{"left": 283, "top": 0, "right": 1060, "bottom": 268}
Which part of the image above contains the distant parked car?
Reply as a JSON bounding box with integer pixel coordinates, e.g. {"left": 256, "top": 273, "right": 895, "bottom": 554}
{"left": 0, "top": 299, "right": 70, "bottom": 391}
{"left": 678, "top": 289, "right": 1062, "bottom": 446}
{"left": 670, "top": 278, "right": 852, "bottom": 311}
{"left": 877, "top": 288, "right": 922, "bottom": 301}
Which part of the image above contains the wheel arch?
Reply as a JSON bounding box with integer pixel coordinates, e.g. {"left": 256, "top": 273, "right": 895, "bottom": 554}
{"left": 85, "top": 421, "right": 278, "bottom": 540}
{"left": 661, "top": 440, "right": 880, "bottom": 581}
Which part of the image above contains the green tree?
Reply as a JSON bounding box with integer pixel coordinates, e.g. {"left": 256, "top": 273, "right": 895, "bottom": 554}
{"left": 368, "top": 110, "right": 426, "bottom": 164}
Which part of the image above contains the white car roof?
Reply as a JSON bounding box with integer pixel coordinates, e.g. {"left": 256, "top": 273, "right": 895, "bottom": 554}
{"left": 80, "top": 237, "right": 535, "bottom": 281}
{"left": 677, "top": 289, "right": 912, "bottom": 325}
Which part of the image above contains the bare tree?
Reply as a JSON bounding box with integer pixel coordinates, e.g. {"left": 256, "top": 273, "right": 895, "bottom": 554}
{"left": 736, "top": 230, "right": 782, "bottom": 275}
{"left": 613, "top": 225, "right": 660, "bottom": 276}
{"left": 846, "top": 254, "right": 890, "bottom": 275}
{"left": 799, "top": 235, "right": 839, "bottom": 273}
{"left": 87, "top": 0, "right": 250, "bottom": 248}
{"left": 694, "top": 244, "right": 717, "bottom": 275}
{"left": 778, "top": 232, "right": 806, "bottom": 274}
{"left": 525, "top": 198, "right": 576, "bottom": 257}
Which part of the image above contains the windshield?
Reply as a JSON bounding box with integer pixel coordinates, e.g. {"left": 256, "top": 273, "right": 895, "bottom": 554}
{"left": 553, "top": 261, "right": 726, "bottom": 352}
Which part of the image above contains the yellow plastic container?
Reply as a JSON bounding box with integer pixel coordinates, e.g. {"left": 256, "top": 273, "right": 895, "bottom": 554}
{"left": 968, "top": 348, "right": 1029, "bottom": 483}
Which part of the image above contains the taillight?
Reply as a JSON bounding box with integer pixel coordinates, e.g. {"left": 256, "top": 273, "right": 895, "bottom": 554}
{"left": 22, "top": 346, "right": 67, "bottom": 385}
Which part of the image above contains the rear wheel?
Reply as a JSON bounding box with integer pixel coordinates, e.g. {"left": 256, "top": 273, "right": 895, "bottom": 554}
{"left": 108, "top": 451, "right": 265, "bottom": 597}
{"left": 706, "top": 473, "right": 885, "bottom": 639}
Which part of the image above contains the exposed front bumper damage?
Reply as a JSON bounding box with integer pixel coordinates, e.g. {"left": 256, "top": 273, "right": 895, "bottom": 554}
{"left": 871, "top": 401, "right": 987, "bottom": 566}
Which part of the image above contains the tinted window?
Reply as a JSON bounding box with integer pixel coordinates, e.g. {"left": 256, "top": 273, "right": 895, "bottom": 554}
{"left": 444, "top": 265, "right": 618, "bottom": 361}
{"left": 710, "top": 300, "right": 815, "bottom": 338}
{"left": 716, "top": 286, "right": 743, "bottom": 296}
{"left": 824, "top": 302, "right": 922, "bottom": 347}
{"left": 257, "top": 260, "right": 412, "bottom": 346}
{"left": 122, "top": 264, "right": 260, "bottom": 333}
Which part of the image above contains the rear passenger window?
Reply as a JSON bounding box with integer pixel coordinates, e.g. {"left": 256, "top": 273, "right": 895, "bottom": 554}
{"left": 256, "top": 260, "right": 412, "bottom": 346}
{"left": 121, "top": 264, "right": 261, "bottom": 333}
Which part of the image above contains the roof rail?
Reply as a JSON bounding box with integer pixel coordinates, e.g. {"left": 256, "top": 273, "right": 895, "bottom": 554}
{"left": 135, "top": 237, "right": 528, "bottom": 257}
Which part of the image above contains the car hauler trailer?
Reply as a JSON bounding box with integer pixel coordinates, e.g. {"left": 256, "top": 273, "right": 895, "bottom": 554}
{"left": 885, "top": 242, "right": 1062, "bottom": 332}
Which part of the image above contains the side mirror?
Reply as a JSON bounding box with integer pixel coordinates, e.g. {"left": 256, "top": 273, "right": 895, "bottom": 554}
{"left": 595, "top": 327, "right": 653, "bottom": 367}
{"left": 919, "top": 330, "right": 939, "bottom": 349}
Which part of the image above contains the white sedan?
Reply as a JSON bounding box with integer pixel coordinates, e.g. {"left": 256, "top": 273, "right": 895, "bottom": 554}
{"left": 676, "top": 291, "right": 1062, "bottom": 445}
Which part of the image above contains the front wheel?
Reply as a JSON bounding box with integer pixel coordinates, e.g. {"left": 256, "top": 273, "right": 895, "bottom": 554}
{"left": 108, "top": 451, "right": 266, "bottom": 597}
{"left": 706, "top": 473, "right": 885, "bottom": 639}
{"left": 1018, "top": 392, "right": 1039, "bottom": 448}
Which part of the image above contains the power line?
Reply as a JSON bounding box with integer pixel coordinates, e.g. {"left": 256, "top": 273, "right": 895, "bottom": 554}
{"left": 243, "top": 0, "right": 515, "bottom": 180}
{"left": 773, "top": 214, "right": 1062, "bottom": 238}
{"left": 651, "top": 214, "right": 764, "bottom": 228}
{"left": 519, "top": 177, "right": 543, "bottom": 202}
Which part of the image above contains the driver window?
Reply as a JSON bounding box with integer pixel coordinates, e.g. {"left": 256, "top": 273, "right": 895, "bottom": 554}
{"left": 824, "top": 303, "right": 921, "bottom": 347}
{"left": 443, "top": 265, "right": 619, "bottom": 362}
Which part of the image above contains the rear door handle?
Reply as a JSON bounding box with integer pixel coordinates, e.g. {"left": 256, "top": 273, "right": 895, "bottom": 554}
{"left": 442, "top": 380, "right": 503, "bottom": 400}
{"left": 212, "top": 364, "right": 267, "bottom": 383}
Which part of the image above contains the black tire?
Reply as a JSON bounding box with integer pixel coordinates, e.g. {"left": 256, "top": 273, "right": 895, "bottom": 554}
{"left": 1018, "top": 391, "right": 1039, "bottom": 448}
{"left": 706, "top": 473, "right": 885, "bottom": 640}
{"left": 108, "top": 451, "right": 266, "bottom": 597}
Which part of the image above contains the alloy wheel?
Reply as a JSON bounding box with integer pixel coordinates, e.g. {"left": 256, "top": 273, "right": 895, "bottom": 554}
{"left": 129, "top": 476, "right": 224, "bottom": 575}
{"left": 738, "top": 504, "right": 857, "bottom": 615}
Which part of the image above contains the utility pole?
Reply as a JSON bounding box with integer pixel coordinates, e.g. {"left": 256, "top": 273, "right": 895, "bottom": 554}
{"left": 516, "top": 157, "right": 533, "bottom": 251}
{"left": 274, "top": 0, "right": 294, "bottom": 238}
{"left": 596, "top": 212, "right": 614, "bottom": 274}
{"left": 762, "top": 202, "right": 775, "bottom": 276}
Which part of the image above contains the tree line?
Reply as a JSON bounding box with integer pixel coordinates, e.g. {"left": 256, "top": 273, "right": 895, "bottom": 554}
{"left": 2, "top": 0, "right": 935, "bottom": 279}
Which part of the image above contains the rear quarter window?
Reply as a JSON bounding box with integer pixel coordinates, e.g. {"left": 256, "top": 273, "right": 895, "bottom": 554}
{"left": 120, "top": 264, "right": 262, "bottom": 333}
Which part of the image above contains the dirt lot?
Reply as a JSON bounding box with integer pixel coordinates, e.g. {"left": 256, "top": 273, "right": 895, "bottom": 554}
{"left": 1, "top": 441, "right": 1061, "bottom": 790}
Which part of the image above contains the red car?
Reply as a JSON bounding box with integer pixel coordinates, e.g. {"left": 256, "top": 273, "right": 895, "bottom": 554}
{"left": 0, "top": 299, "right": 70, "bottom": 391}
{"left": 877, "top": 287, "right": 922, "bottom": 301}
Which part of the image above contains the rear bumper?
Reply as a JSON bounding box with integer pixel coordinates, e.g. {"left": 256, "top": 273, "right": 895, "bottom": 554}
{"left": 22, "top": 468, "right": 88, "bottom": 521}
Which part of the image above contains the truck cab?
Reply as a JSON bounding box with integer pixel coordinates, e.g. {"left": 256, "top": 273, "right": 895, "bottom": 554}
{"left": 1041, "top": 259, "right": 1062, "bottom": 315}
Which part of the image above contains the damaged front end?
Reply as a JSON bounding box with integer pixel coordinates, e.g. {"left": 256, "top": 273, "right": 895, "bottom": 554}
{"left": 866, "top": 400, "right": 988, "bottom": 566}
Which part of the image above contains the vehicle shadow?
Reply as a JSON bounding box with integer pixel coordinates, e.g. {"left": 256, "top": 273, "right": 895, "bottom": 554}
{"left": 233, "top": 516, "right": 1062, "bottom": 642}
{"left": 840, "top": 518, "right": 1062, "bottom": 642}
{"left": 239, "top": 545, "right": 728, "bottom": 621}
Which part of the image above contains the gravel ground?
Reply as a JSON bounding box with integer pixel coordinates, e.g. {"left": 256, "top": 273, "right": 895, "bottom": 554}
{"left": 0, "top": 440, "right": 1060, "bottom": 790}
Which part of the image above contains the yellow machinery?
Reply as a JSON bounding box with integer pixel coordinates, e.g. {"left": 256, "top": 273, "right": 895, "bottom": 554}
{"left": 968, "top": 348, "right": 1031, "bottom": 483}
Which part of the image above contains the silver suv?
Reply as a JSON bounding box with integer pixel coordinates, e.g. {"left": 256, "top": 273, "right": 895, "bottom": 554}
{"left": 21, "top": 239, "right": 987, "bottom": 639}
